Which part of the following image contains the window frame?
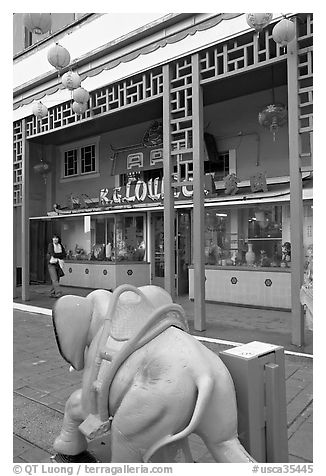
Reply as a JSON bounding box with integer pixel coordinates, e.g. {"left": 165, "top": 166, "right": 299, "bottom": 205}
{"left": 60, "top": 136, "right": 100, "bottom": 182}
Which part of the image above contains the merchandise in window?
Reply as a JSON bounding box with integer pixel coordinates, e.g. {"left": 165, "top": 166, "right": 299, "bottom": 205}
{"left": 115, "top": 215, "right": 146, "bottom": 262}
{"left": 200, "top": 205, "right": 284, "bottom": 268}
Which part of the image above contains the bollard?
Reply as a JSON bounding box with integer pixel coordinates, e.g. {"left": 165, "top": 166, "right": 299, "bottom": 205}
{"left": 220, "top": 341, "right": 288, "bottom": 463}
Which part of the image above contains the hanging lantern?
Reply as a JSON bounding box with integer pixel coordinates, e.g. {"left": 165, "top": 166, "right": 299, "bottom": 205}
{"left": 47, "top": 43, "right": 70, "bottom": 71}
{"left": 258, "top": 104, "right": 287, "bottom": 141}
{"left": 73, "top": 87, "right": 90, "bottom": 104}
{"left": 33, "top": 159, "right": 51, "bottom": 183}
{"left": 23, "top": 13, "right": 51, "bottom": 35}
{"left": 32, "top": 101, "right": 48, "bottom": 119}
{"left": 246, "top": 13, "right": 273, "bottom": 33}
{"left": 72, "top": 101, "right": 88, "bottom": 115}
{"left": 272, "top": 18, "right": 296, "bottom": 47}
{"left": 62, "top": 71, "right": 81, "bottom": 90}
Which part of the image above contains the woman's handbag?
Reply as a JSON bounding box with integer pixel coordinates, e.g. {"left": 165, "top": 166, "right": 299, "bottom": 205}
{"left": 56, "top": 262, "right": 65, "bottom": 278}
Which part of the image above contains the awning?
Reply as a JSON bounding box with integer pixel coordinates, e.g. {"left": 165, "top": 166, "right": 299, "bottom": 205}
{"left": 29, "top": 176, "right": 312, "bottom": 220}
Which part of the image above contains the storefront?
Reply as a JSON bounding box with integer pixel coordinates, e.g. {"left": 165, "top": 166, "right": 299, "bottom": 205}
{"left": 14, "top": 13, "right": 313, "bottom": 343}
{"left": 30, "top": 168, "right": 312, "bottom": 310}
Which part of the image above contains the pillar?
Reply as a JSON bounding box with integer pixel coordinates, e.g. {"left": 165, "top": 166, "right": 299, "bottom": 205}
{"left": 163, "top": 63, "right": 175, "bottom": 298}
{"left": 192, "top": 53, "right": 206, "bottom": 330}
{"left": 21, "top": 119, "right": 30, "bottom": 301}
{"left": 287, "top": 21, "right": 305, "bottom": 346}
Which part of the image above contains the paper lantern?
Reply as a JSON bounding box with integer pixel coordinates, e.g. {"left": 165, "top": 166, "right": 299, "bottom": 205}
{"left": 33, "top": 161, "right": 50, "bottom": 174}
{"left": 32, "top": 101, "right": 48, "bottom": 119}
{"left": 272, "top": 18, "right": 296, "bottom": 47}
{"left": 246, "top": 13, "right": 273, "bottom": 33}
{"left": 258, "top": 104, "right": 287, "bottom": 141}
{"left": 72, "top": 101, "right": 88, "bottom": 115}
{"left": 47, "top": 43, "right": 70, "bottom": 70}
{"left": 73, "top": 87, "right": 90, "bottom": 104}
{"left": 23, "top": 13, "right": 51, "bottom": 35}
{"left": 62, "top": 71, "right": 81, "bottom": 90}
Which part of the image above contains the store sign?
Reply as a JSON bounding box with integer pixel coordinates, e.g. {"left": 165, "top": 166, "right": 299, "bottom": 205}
{"left": 99, "top": 177, "right": 195, "bottom": 206}
{"left": 127, "top": 153, "right": 144, "bottom": 169}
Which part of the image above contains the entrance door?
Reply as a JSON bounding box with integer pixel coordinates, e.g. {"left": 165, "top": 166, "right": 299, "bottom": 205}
{"left": 30, "top": 220, "right": 54, "bottom": 283}
{"left": 151, "top": 210, "right": 191, "bottom": 295}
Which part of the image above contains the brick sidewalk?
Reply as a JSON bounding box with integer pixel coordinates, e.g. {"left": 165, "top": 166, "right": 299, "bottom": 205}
{"left": 14, "top": 284, "right": 313, "bottom": 354}
{"left": 13, "top": 307, "right": 313, "bottom": 463}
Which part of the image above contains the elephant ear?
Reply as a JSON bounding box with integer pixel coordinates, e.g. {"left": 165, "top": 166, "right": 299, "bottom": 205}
{"left": 53, "top": 295, "right": 93, "bottom": 371}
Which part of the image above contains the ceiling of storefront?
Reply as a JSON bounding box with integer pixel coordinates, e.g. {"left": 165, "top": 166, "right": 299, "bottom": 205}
{"left": 30, "top": 61, "right": 287, "bottom": 147}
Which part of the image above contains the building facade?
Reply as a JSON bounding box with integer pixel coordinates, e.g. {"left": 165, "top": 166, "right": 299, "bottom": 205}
{"left": 13, "top": 13, "right": 313, "bottom": 344}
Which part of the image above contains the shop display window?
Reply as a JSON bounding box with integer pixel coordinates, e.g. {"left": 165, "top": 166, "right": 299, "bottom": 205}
{"left": 114, "top": 214, "right": 146, "bottom": 262}
{"left": 62, "top": 213, "right": 146, "bottom": 262}
{"left": 199, "top": 205, "right": 284, "bottom": 268}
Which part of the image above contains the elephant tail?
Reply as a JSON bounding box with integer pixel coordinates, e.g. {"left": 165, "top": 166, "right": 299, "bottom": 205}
{"left": 143, "top": 375, "right": 214, "bottom": 463}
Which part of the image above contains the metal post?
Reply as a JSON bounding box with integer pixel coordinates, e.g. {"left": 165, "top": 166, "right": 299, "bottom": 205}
{"left": 163, "top": 63, "right": 175, "bottom": 298}
{"left": 220, "top": 341, "right": 288, "bottom": 463}
{"left": 265, "top": 362, "right": 288, "bottom": 462}
{"left": 192, "top": 53, "right": 206, "bottom": 330}
{"left": 21, "top": 119, "right": 30, "bottom": 301}
{"left": 13, "top": 206, "right": 18, "bottom": 298}
{"left": 287, "top": 20, "right": 305, "bottom": 346}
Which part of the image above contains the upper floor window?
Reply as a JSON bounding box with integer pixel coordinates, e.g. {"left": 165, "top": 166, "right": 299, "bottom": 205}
{"left": 60, "top": 137, "right": 99, "bottom": 181}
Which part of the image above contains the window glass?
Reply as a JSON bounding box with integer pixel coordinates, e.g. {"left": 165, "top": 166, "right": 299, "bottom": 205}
{"left": 115, "top": 215, "right": 146, "bottom": 262}
{"left": 81, "top": 145, "right": 96, "bottom": 174}
{"left": 198, "top": 205, "right": 284, "bottom": 268}
{"left": 64, "top": 149, "right": 78, "bottom": 176}
{"left": 62, "top": 140, "right": 98, "bottom": 179}
{"left": 90, "top": 216, "right": 114, "bottom": 261}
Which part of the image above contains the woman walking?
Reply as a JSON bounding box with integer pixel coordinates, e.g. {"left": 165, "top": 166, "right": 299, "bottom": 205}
{"left": 47, "top": 234, "right": 66, "bottom": 298}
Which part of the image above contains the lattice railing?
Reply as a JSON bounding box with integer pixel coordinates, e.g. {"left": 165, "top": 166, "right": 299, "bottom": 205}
{"left": 26, "top": 67, "right": 163, "bottom": 137}
{"left": 199, "top": 23, "right": 287, "bottom": 84}
{"left": 296, "top": 14, "right": 313, "bottom": 161}
{"left": 13, "top": 121, "right": 23, "bottom": 206}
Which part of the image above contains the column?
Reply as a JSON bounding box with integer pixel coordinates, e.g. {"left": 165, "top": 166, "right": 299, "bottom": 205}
{"left": 192, "top": 53, "right": 206, "bottom": 330}
{"left": 21, "top": 119, "right": 30, "bottom": 301}
{"left": 163, "top": 63, "right": 175, "bottom": 298}
{"left": 287, "top": 21, "right": 305, "bottom": 346}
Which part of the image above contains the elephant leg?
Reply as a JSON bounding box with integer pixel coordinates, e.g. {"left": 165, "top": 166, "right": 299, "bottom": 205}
{"left": 53, "top": 389, "right": 88, "bottom": 456}
{"left": 110, "top": 423, "right": 143, "bottom": 463}
{"left": 151, "top": 438, "right": 194, "bottom": 463}
{"left": 206, "top": 437, "right": 256, "bottom": 463}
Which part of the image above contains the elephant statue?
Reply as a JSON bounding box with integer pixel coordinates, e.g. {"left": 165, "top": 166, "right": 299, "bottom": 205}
{"left": 52, "top": 284, "right": 255, "bottom": 463}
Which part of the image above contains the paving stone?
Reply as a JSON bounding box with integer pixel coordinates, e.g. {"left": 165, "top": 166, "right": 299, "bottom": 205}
{"left": 288, "top": 420, "right": 313, "bottom": 462}
{"left": 13, "top": 436, "right": 34, "bottom": 456}
{"left": 17, "top": 445, "right": 52, "bottom": 463}
{"left": 286, "top": 380, "right": 309, "bottom": 404}
{"left": 287, "top": 385, "right": 313, "bottom": 427}
{"left": 13, "top": 456, "right": 27, "bottom": 463}
{"left": 288, "top": 454, "right": 312, "bottom": 463}
{"left": 288, "top": 403, "right": 313, "bottom": 438}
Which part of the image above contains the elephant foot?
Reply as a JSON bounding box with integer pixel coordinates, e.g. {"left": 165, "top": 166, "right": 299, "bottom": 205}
{"left": 51, "top": 451, "right": 98, "bottom": 463}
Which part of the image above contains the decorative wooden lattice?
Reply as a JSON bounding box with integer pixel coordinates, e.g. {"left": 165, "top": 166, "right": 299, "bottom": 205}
{"left": 199, "top": 23, "right": 287, "bottom": 84}
{"left": 13, "top": 121, "right": 23, "bottom": 206}
{"left": 26, "top": 67, "right": 163, "bottom": 137}
{"left": 296, "top": 14, "right": 313, "bottom": 161}
{"left": 170, "top": 56, "right": 194, "bottom": 183}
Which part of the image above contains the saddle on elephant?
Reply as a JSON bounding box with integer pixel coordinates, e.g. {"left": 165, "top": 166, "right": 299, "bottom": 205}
{"left": 77, "top": 285, "right": 189, "bottom": 440}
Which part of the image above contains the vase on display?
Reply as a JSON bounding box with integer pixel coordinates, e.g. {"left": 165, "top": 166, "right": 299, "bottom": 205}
{"left": 245, "top": 243, "right": 255, "bottom": 266}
